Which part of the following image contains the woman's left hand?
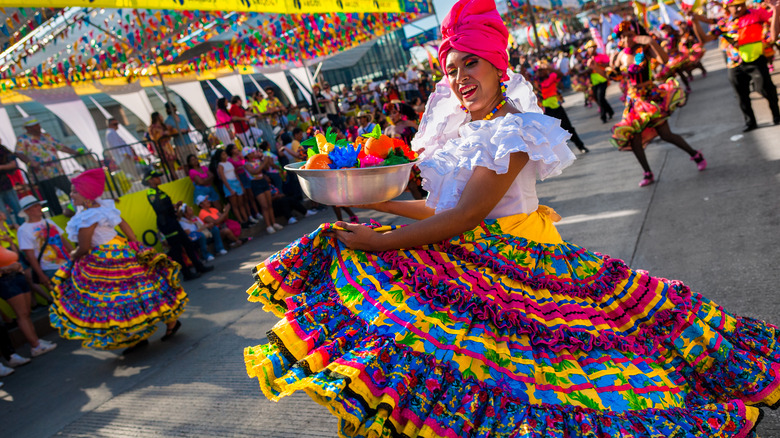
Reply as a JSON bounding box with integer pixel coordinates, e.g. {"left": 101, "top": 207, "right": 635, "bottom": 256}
{"left": 330, "top": 222, "right": 385, "bottom": 251}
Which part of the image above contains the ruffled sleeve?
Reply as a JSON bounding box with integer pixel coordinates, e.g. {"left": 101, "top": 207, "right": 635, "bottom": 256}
{"left": 418, "top": 112, "right": 575, "bottom": 214}
{"left": 66, "top": 200, "right": 122, "bottom": 237}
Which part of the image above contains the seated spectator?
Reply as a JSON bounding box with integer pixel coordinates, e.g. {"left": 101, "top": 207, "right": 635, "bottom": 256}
{"left": 0, "top": 241, "right": 57, "bottom": 359}
{"left": 269, "top": 185, "right": 318, "bottom": 225}
{"left": 186, "top": 154, "right": 222, "bottom": 210}
{"left": 259, "top": 141, "right": 283, "bottom": 190}
{"left": 178, "top": 203, "right": 226, "bottom": 262}
{"left": 17, "top": 196, "right": 73, "bottom": 291}
{"left": 0, "top": 210, "right": 51, "bottom": 305}
{"left": 197, "top": 196, "right": 245, "bottom": 249}
{"left": 356, "top": 111, "right": 376, "bottom": 137}
{"left": 0, "top": 321, "right": 31, "bottom": 378}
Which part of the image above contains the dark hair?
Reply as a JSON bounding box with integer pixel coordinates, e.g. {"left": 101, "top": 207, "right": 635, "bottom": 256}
{"left": 280, "top": 132, "right": 293, "bottom": 145}
{"left": 383, "top": 102, "right": 418, "bottom": 122}
{"left": 259, "top": 140, "right": 270, "bottom": 151}
{"left": 150, "top": 112, "right": 163, "bottom": 125}
{"left": 107, "top": 118, "right": 118, "bottom": 127}
{"left": 230, "top": 96, "right": 241, "bottom": 105}
{"left": 165, "top": 102, "right": 176, "bottom": 115}
{"left": 292, "top": 127, "right": 303, "bottom": 136}
{"left": 216, "top": 97, "right": 228, "bottom": 112}
{"left": 186, "top": 154, "right": 199, "bottom": 171}
{"left": 208, "top": 149, "right": 224, "bottom": 185}
{"left": 225, "top": 144, "right": 237, "bottom": 158}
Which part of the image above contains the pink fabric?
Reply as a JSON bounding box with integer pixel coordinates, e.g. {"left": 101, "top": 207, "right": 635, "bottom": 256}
{"left": 188, "top": 166, "right": 208, "bottom": 182}
{"left": 438, "top": 0, "right": 510, "bottom": 81}
{"left": 72, "top": 168, "right": 105, "bottom": 200}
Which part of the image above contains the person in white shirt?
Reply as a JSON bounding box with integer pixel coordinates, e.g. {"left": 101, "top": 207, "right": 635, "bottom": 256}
{"left": 104, "top": 118, "right": 138, "bottom": 177}
{"left": 17, "top": 196, "right": 73, "bottom": 291}
{"left": 405, "top": 66, "right": 422, "bottom": 101}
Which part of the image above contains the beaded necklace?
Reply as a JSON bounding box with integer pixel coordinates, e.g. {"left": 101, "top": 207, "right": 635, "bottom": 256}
{"left": 461, "top": 81, "right": 508, "bottom": 120}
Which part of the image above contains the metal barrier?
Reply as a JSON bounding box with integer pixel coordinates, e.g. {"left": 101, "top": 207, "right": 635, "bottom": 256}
{"left": 25, "top": 152, "right": 124, "bottom": 216}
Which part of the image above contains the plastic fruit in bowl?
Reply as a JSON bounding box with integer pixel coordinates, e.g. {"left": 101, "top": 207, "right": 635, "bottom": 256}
{"left": 303, "top": 153, "right": 332, "bottom": 169}
{"left": 364, "top": 134, "right": 393, "bottom": 159}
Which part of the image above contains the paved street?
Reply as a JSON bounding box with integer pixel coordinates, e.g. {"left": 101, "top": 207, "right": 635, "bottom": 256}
{"left": 2, "top": 46, "right": 780, "bottom": 437}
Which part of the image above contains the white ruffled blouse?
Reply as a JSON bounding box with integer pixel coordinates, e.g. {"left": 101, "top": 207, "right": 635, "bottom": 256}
{"left": 417, "top": 112, "right": 575, "bottom": 219}
{"left": 66, "top": 199, "right": 123, "bottom": 247}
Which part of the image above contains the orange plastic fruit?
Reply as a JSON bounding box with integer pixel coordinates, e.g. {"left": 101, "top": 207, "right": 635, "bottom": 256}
{"left": 303, "top": 153, "right": 333, "bottom": 169}
{"left": 364, "top": 134, "right": 393, "bottom": 158}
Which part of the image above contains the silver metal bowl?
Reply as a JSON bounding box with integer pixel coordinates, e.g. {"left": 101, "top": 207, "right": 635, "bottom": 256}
{"left": 284, "top": 161, "right": 416, "bottom": 205}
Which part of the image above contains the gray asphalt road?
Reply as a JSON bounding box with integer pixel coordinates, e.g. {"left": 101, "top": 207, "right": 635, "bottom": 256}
{"left": 2, "top": 46, "right": 779, "bottom": 437}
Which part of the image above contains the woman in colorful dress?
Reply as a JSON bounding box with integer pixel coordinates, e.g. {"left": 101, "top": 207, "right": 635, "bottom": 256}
{"left": 49, "top": 169, "right": 187, "bottom": 351}
{"left": 678, "top": 20, "right": 708, "bottom": 78}
{"left": 658, "top": 24, "right": 693, "bottom": 93}
{"left": 243, "top": 1, "right": 779, "bottom": 436}
{"left": 610, "top": 20, "right": 707, "bottom": 187}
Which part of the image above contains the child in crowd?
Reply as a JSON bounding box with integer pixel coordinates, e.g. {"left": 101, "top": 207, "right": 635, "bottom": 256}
{"left": 178, "top": 203, "right": 227, "bottom": 262}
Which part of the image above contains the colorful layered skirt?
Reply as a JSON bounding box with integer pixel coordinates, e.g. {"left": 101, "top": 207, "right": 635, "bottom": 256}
{"left": 610, "top": 78, "right": 687, "bottom": 151}
{"left": 655, "top": 53, "right": 690, "bottom": 82}
{"left": 243, "top": 208, "right": 780, "bottom": 437}
{"left": 689, "top": 43, "right": 707, "bottom": 65}
{"left": 49, "top": 237, "right": 188, "bottom": 350}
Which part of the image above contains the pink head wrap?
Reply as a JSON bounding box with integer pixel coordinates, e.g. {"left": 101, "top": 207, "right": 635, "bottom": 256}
{"left": 438, "top": 0, "right": 510, "bottom": 81}
{"left": 71, "top": 168, "right": 106, "bottom": 200}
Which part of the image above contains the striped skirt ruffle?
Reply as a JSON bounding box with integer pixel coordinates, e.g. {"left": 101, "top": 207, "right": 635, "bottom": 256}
{"left": 610, "top": 78, "right": 687, "bottom": 151}
{"left": 243, "top": 214, "right": 780, "bottom": 437}
{"left": 49, "top": 240, "right": 187, "bottom": 350}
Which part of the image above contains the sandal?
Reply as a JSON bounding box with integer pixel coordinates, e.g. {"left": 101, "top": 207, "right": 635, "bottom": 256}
{"left": 161, "top": 321, "right": 181, "bottom": 342}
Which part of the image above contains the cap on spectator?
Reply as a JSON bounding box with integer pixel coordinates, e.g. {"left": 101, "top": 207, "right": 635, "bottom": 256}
{"left": 23, "top": 116, "right": 40, "bottom": 127}
{"left": 142, "top": 168, "right": 164, "bottom": 185}
{"left": 319, "top": 116, "right": 330, "bottom": 125}
{"left": 19, "top": 195, "right": 46, "bottom": 211}
{"left": 273, "top": 126, "right": 282, "bottom": 136}
{"left": 357, "top": 111, "right": 373, "bottom": 122}
{"left": 178, "top": 203, "right": 188, "bottom": 214}
{"left": 196, "top": 195, "right": 209, "bottom": 206}
{"left": 242, "top": 147, "right": 255, "bottom": 157}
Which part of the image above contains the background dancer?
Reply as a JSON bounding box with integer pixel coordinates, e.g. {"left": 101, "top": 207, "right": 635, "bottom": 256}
{"left": 691, "top": 0, "right": 780, "bottom": 131}
{"left": 49, "top": 169, "right": 187, "bottom": 351}
{"left": 611, "top": 21, "right": 706, "bottom": 187}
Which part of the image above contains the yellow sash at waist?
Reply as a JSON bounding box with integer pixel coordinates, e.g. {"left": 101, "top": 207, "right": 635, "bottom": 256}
{"left": 494, "top": 205, "right": 563, "bottom": 244}
{"left": 104, "top": 236, "right": 128, "bottom": 246}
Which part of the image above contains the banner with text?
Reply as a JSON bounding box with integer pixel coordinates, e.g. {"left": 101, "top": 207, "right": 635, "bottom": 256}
{"left": 0, "top": 0, "right": 404, "bottom": 13}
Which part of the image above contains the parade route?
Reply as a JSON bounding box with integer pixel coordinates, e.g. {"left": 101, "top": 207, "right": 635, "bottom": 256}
{"left": 2, "top": 46, "right": 780, "bottom": 437}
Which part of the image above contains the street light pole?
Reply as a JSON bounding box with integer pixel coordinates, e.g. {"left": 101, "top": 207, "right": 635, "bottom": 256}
{"left": 526, "top": 0, "right": 542, "bottom": 56}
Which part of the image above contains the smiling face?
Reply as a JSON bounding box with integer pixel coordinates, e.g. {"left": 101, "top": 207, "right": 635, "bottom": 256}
{"left": 388, "top": 106, "right": 403, "bottom": 124}
{"left": 445, "top": 49, "right": 503, "bottom": 119}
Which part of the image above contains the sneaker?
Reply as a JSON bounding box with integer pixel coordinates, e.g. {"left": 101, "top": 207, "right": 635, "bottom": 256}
{"left": 638, "top": 171, "right": 655, "bottom": 187}
{"left": 218, "top": 249, "right": 228, "bottom": 256}
{"left": 690, "top": 151, "right": 707, "bottom": 171}
{"left": 266, "top": 226, "right": 276, "bottom": 234}
{"left": 0, "top": 363, "right": 14, "bottom": 377}
{"left": 273, "top": 223, "right": 284, "bottom": 231}
{"left": 305, "top": 209, "right": 318, "bottom": 217}
{"left": 247, "top": 216, "right": 259, "bottom": 224}
{"left": 288, "top": 217, "right": 298, "bottom": 224}
{"left": 30, "top": 339, "right": 57, "bottom": 357}
{"left": 7, "top": 353, "right": 30, "bottom": 367}
{"left": 253, "top": 213, "right": 263, "bottom": 221}
{"left": 206, "top": 254, "right": 215, "bottom": 262}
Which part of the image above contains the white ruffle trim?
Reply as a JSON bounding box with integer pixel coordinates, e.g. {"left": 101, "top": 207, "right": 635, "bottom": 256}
{"left": 418, "top": 112, "right": 575, "bottom": 213}
{"left": 66, "top": 199, "right": 122, "bottom": 237}
{"left": 411, "top": 70, "right": 542, "bottom": 163}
